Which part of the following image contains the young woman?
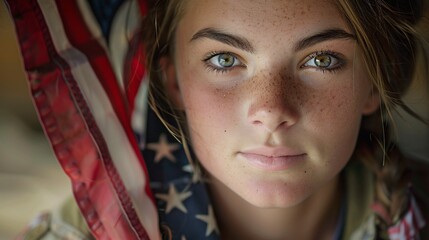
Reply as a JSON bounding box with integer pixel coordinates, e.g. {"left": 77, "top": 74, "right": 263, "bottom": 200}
{"left": 143, "top": 0, "right": 429, "bottom": 239}
{"left": 8, "top": 0, "right": 429, "bottom": 239}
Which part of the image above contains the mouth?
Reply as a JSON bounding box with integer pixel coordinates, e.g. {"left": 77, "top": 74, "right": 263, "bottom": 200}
{"left": 238, "top": 147, "right": 306, "bottom": 171}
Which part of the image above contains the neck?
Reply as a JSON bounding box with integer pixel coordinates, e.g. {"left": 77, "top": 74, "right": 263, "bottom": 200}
{"left": 208, "top": 175, "right": 342, "bottom": 240}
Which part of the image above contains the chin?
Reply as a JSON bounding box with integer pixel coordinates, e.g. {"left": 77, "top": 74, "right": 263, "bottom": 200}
{"left": 238, "top": 180, "right": 313, "bottom": 209}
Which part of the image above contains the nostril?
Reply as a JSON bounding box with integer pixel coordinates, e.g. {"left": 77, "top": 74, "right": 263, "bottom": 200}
{"left": 252, "top": 118, "right": 290, "bottom": 133}
{"left": 278, "top": 121, "right": 287, "bottom": 128}
{"left": 252, "top": 120, "right": 263, "bottom": 126}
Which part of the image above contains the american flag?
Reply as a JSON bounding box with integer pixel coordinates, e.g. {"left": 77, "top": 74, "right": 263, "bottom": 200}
{"left": 5, "top": 0, "right": 220, "bottom": 239}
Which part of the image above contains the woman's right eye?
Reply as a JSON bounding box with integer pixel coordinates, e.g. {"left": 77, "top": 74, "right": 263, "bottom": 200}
{"left": 204, "top": 52, "right": 243, "bottom": 72}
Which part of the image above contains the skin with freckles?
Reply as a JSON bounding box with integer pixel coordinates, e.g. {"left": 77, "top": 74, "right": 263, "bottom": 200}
{"left": 162, "top": 0, "right": 380, "bottom": 239}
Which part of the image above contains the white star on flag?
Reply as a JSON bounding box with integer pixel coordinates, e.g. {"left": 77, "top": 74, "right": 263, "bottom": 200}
{"left": 196, "top": 205, "right": 219, "bottom": 236}
{"left": 147, "top": 133, "right": 180, "bottom": 163}
{"left": 155, "top": 184, "right": 192, "bottom": 214}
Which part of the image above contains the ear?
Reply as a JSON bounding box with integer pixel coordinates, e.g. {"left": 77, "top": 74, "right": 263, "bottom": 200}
{"left": 159, "top": 56, "right": 184, "bottom": 109}
{"left": 362, "top": 88, "right": 380, "bottom": 115}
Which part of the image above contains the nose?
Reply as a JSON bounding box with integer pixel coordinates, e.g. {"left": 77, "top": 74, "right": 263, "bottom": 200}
{"left": 247, "top": 72, "right": 299, "bottom": 133}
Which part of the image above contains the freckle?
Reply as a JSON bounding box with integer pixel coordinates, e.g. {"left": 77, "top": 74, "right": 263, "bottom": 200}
{"left": 304, "top": 171, "right": 307, "bottom": 173}
{"left": 224, "top": 130, "right": 227, "bottom": 133}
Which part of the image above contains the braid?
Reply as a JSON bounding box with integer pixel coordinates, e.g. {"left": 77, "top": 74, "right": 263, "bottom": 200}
{"left": 336, "top": 0, "right": 427, "bottom": 236}
{"left": 355, "top": 113, "right": 411, "bottom": 234}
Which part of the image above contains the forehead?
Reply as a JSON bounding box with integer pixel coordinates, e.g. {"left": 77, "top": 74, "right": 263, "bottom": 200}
{"left": 178, "top": 0, "right": 348, "bottom": 41}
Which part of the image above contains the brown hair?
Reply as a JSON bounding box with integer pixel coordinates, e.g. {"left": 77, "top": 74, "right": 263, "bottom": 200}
{"left": 336, "top": 0, "right": 429, "bottom": 233}
{"left": 142, "top": 0, "right": 196, "bottom": 170}
{"left": 141, "top": 0, "right": 429, "bottom": 237}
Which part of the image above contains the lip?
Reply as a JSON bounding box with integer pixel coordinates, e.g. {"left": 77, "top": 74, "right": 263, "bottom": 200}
{"left": 238, "top": 147, "right": 306, "bottom": 171}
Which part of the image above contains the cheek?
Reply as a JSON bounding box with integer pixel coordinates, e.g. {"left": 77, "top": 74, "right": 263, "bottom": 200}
{"left": 177, "top": 70, "right": 242, "bottom": 153}
{"left": 181, "top": 86, "right": 236, "bottom": 131}
{"left": 312, "top": 87, "right": 359, "bottom": 123}
{"left": 303, "top": 69, "right": 370, "bottom": 124}
{"left": 303, "top": 78, "right": 368, "bottom": 163}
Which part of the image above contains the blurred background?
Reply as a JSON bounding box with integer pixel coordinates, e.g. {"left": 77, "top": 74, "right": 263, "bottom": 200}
{"left": 0, "top": 1, "right": 428, "bottom": 239}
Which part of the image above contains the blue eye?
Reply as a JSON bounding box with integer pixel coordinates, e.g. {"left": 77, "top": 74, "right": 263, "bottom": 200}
{"left": 302, "top": 52, "right": 342, "bottom": 71}
{"left": 205, "top": 52, "right": 242, "bottom": 70}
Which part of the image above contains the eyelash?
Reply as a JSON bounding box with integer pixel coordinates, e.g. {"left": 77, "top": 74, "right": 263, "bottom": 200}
{"left": 300, "top": 50, "right": 345, "bottom": 73}
{"left": 203, "top": 51, "right": 244, "bottom": 74}
{"left": 202, "top": 50, "right": 345, "bottom": 74}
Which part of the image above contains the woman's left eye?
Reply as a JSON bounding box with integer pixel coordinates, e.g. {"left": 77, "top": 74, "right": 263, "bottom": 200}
{"left": 302, "top": 52, "right": 343, "bottom": 71}
{"left": 204, "top": 52, "right": 243, "bottom": 72}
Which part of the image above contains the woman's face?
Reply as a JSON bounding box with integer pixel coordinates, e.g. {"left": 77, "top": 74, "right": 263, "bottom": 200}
{"left": 165, "top": 0, "right": 379, "bottom": 208}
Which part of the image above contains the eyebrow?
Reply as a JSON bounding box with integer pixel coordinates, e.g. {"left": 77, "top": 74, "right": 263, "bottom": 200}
{"left": 190, "top": 27, "right": 355, "bottom": 53}
{"left": 295, "top": 29, "right": 356, "bottom": 51}
{"left": 190, "top": 27, "right": 255, "bottom": 53}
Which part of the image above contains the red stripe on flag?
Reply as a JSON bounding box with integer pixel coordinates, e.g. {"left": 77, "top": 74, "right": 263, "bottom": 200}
{"left": 53, "top": 1, "right": 153, "bottom": 184}
{"left": 53, "top": 0, "right": 155, "bottom": 203}
{"left": 55, "top": 1, "right": 130, "bottom": 123}
{"left": 54, "top": 0, "right": 156, "bottom": 238}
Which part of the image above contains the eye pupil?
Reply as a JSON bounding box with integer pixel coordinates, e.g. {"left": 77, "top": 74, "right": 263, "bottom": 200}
{"left": 314, "top": 55, "right": 331, "bottom": 68}
{"left": 218, "top": 54, "right": 235, "bottom": 67}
